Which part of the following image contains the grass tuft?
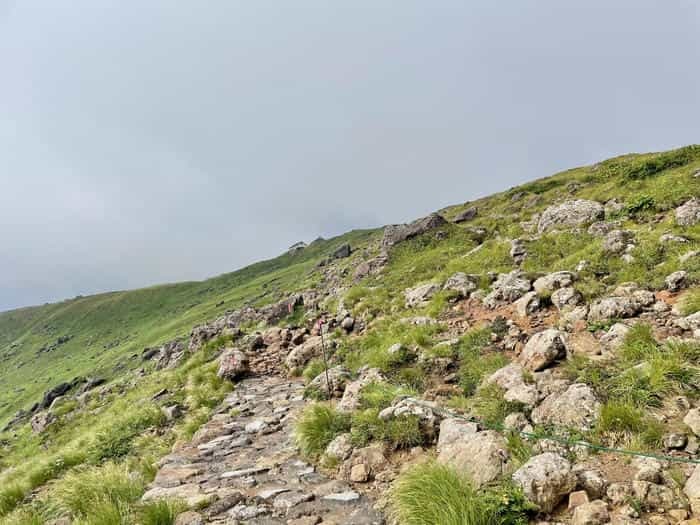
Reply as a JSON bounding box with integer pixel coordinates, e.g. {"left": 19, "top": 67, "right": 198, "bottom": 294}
{"left": 295, "top": 403, "right": 350, "bottom": 459}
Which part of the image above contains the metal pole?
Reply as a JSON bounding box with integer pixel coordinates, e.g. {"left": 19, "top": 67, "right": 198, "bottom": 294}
{"left": 318, "top": 319, "right": 332, "bottom": 399}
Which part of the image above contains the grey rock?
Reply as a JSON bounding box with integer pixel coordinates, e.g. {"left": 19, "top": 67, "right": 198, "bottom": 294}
{"left": 454, "top": 206, "right": 478, "bottom": 223}
{"left": 675, "top": 198, "right": 700, "bottom": 227}
{"left": 405, "top": 282, "right": 441, "bottom": 308}
{"left": 443, "top": 272, "right": 478, "bottom": 297}
{"left": 602, "top": 230, "right": 635, "bottom": 254}
{"left": 438, "top": 430, "right": 510, "bottom": 488}
{"left": 217, "top": 349, "right": 250, "bottom": 380}
{"left": 531, "top": 383, "right": 600, "bottom": 431}
{"left": 512, "top": 453, "right": 577, "bottom": 513}
{"left": 307, "top": 366, "right": 351, "bottom": 398}
{"left": 551, "top": 287, "right": 583, "bottom": 311}
{"left": 519, "top": 329, "right": 567, "bottom": 372}
{"left": 572, "top": 500, "right": 610, "bottom": 525}
{"left": 665, "top": 270, "right": 688, "bottom": 292}
{"left": 514, "top": 291, "right": 541, "bottom": 318}
{"left": 382, "top": 213, "right": 448, "bottom": 252}
{"left": 533, "top": 271, "right": 576, "bottom": 297}
{"left": 484, "top": 270, "right": 532, "bottom": 307}
{"left": 538, "top": 200, "right": 605, "bottom": 233}
{"left": 684, "top": 408, "right": 700, "bottom": 436}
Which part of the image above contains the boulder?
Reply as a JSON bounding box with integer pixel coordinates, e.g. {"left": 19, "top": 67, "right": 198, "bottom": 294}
{"left": 600, "top": 323, "right": 630, "bottom": 351}
{"left": 666, "top": 271, "right": 688, "bottom": 292}
{"left": 684, "top": 465, "right": 700, "bottom": 514}
{"left": 378, "top": 397, "right": 447, "bottom": 440}
{"left": 454, "top": 207, "right": 478, "bottom": 223}
{"left": 285, "top": 336, "right": 325, "bottom": 369}
{"left": 382, "top": 213, "right": 448, "bottom": 252}
{"left": 436, "top": 418, "right": 479, "bottom": 453}
{"left": 443, "top": 272, "right": 478, "bottom": 297}
{"left": 484, "top": 271, "right": 532, "bottom": 307}
{"left": 510, "top": 239, "right": 527, "bottom": 265}
{"left": 531, "top": 383, "right": 600, "bottom": 431}
{"left": 514, "top": 291, "right": 541, "bottom": 318}
{"left": 533, "top": 271, "right": 576, "bottom": 297}
{"left": 486, "top": 363, "right": 538, "bottom": 408}
{"left": 588, "top": 297, "right": 642, "bottom": 322}
{"left": 676, "top": 198, "right": 700, "bottom": 227}
{"left": 572, "top": 500, "right": 610, "bottom": 525}
{"left": 217, "top": 349, "right": 250, "bottom": 380}
{"left": 437, "top": 430, "right": 510, "bottom": 488}
{"left": 332, "top": 243, "right": 351, "bottom": 259}
{"left": 337, "top": 368, "right": 386, "bottom": 412}
{"left": 551, "top": 287, "right": 584, "bottom": 311}
{"left": 684, "top": 408, "right": 700, "bottom": 437}
{"left": 30, "top": 411, "right": 56, "bottom": 433}
{"left": 519, "top": 329, "right": 567, "bottom": 372}
{"left": 602, "top": 230, "right": 635, "bottom": 254}
{"left": 574, "top": 469, "right": 608, "bottom": 500}
{"left": 405, "top": 282, "right": 441, "bottom": 308}
{"left": 537, "top": 200, "right": 605, "bottom": 233}
{"left": 325, "top": 433, "right": 353, "bottom": 461}
{"left": 307, "top": 366, "right": 351, "bottom": 398}
{"left": 512, "top": 453, "right": 576, "bottom": 513}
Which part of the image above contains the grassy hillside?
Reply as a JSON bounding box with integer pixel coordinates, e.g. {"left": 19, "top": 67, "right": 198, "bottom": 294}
{"left": 2, "top": 144, "right": 700, "bottom": 524}
{"left": 0, "top": 229, "right": 378, "bottom": 427}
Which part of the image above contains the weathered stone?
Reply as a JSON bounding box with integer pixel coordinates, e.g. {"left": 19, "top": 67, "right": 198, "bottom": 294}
{"left": 572, "top": 500, "right": 610, "bottom": 525}
{"left": 575, "top": 469, "right": 607, "bottom": 499}
{"left": 484, "top": 270, "right": 532, "bottom": 307}
{"left": 666, "top": 271, "right": 688, "bottom": 292}
{"left": 436, "top": 418, "right": 479, "bottom": 454}
{"left": 285, "top": 336, "right": 324, "bottom": 369}
{"left": 438, "top": 430, "right": 510, "bottom": 488}
{"left": 512, "top": 453, "right": 576, "bottom": 513}
{"left": 676, "top": 198, "right": 700, "bottom": 227}
{"left": 684, "top": 409, "right": 700, "bottom": 437}
{"left": 307, "top": 366, "right": 351, "bottom": 398}
{"left": 337, "top": 367, "right": 386, "bottom": 412}
{"left": 349, "top": 463, "right": 370, "bottom": 482}
{"left": 551, "top": 287, "right": 583, "bottom": 310}
{"left": 568, "top": 490, "right": 590, "bottom": 510}
{"left": 686, "top": 466, "right": 700, "bottom": 514}
{"left": 443, "top": 272, "right": 478, "bottom": 297}
{"left": 174, "top": 511, "right": 203, "bottom": 525}
{"left": 514, "top": 291, "right": 541, "bottom": 317}
{"left": 519, "top": 329, "right": 567, "bottom": 372}
{"left": 217, "top": 349, "right": 250, "bottom": 380}
{"left": 602, "top": 230, "right": 635, "bottom": 254}
{"left": 382, "top": 213, "right": 448, "bottom": 252}
{"left": 405, "top": 282, "right": 441, "bottom": 308}
{"left": 534, "top": 271, "right": 576, "bottom": 296}
{"left": 325, "top": 433, "right": 354, "bottom": 461}
{"left": 454, "top": 206, "right": 478, "bottom": 223}
{"left": 30, "top": 411, "right": 56, "bottom": 433}
{"left": 538, "top": 200, "right": 605, "bottom": 233}
{"left": 531, "top": 383, "right": 600, "bottom": 431}
{"left": 486, "top": 363, "right": 538, "bottom": 408}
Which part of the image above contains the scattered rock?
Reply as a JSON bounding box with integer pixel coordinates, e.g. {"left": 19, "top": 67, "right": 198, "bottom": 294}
{"left": 537, "top": 200, "right": 605, "bottom": 233}
{"left": 675, "top": 198, "right": 700, "bottom": 227}
{"left": 684, "top": 408, "right": 700, "bottom": 437}
{"left": 514, "top": 291, "right": 541, "bottom": 318}
{"left": 602, "top": 230, "right": 635, "bottom": 254}
{"left": 307, "top": 366, "right": 351, "bottom": 398}
{"left": 666, "top": 270, "right": 688, "bottom": 292}
{"left": 337, "top": 367, "right": 386, "bottom": 412}
{"left": 325, "top": 433, "right": 353, "bottom": 461}
{"left": 519, "top": 329, "right": 567, "bottom": 372}
{"left": 510, "top": 239, "right": 527, "bottom": 265}
{"left": 438, "top": 430, "right": 510, "bottom": 488}
{"left": 685, "top": 465, "right": 700, "bottom": 514}
{"left": 30, "top": 411, "right": 56, "bottom": 433}
{"left": 533, "top": 271, "right": 576, "bottom": 297}
{"left": 486, "top": 363, "right": 538, "bottom": 408}
{"left": 217, "top": 349, "right": 250, "bottom": 380}
{"left": 405, "top": 282, "right": 441, "bottom": 308}
{"left": 484, "top": 271, "right": 532, "bottom": 307}
{"left": 332, "top": 243, "right": 351, "bottom": 259}
{"left": 572, "top": 500, "right": 610, "bottom": 525}
{"left": 454, "top": 206, "right": 478, "bottom": 223}
{"left": 382, "top": 213, "right": 448, "bottom": 252}
{"left": 531, "top": 383, "right": 600, "bottom": 431}
{"left": 443, "top": 272, "right": 478, "bottom": 297}
{"left": 512, "top": 453, "right": 576, "bottom": 513}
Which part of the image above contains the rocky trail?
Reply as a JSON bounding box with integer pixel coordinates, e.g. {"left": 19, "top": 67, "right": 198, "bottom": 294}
{"left": 143, "top": 374, "right": 384, "bottom": 525}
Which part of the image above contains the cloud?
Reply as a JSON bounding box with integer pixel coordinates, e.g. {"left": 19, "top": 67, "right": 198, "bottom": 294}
{"left": 1, "top": 0, "right": 699, "bottom": 310}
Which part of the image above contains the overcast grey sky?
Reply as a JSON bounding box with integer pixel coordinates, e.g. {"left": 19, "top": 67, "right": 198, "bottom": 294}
{"left": 1, "top": 1, "right": 699, "bottom": 311}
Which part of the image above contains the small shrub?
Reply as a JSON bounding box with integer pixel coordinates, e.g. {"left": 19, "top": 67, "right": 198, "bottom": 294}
{"left": 0, "top": 485, "right": 26, "bottom": 516}
{"left": 680, "top": 288, "right": 700, "bottom": 316}
{"left": 618, "top": 324, "right": 657, "bottom": 363}
{"left": 471, "top": 384, "right": 523, "bottom": 428}
{"left": 295, "top": 404, "right": 350, "bottom": 458}
{"left": 505, "top": 431, "right": 534, "bottom": 467}
{"left": 626, "top": 194, "right": 656, "bottom": 216}
{"left": 596, "top": 402, "right": 646, "bottom": 434}
{"left": 52, "top": 462, "right": 144, "bottom": 519}
{"left": 138, "top": 499, "right": 185, "bottom": 525}
{"left": 302, "top": 359, "right": 325, "bottom": 383}
{"left": 390, "top": 461, "right": 532, "bottom": 525}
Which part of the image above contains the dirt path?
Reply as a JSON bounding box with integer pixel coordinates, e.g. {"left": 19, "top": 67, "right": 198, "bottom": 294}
{"left": 143, "top": 375, "right": 384, "bottom": 524}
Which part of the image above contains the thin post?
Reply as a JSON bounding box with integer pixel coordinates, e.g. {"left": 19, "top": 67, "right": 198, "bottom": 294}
{"left": 318, "top": 319, "right": 332, "bottom": 399}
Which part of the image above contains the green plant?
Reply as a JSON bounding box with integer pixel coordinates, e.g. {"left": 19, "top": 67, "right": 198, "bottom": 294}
{"left": 302, "top": 359, "right": 326, "bottom": 383}
{"left": 470, "top": 384, "right": 523, "bottom": 428}
{"left": 294, "top": 403, "right": 350, "bottom": 459}
{"left": 390, "top": 461, "right": 532, "bottom": 525}
{"left": 680, "top": 288, "right": 700, "bottom": 316}
{"left": 0, "top": 485, "right": 25, "bottom": 517}
{"left": 626, "top": 194, "right": 656, "bottom": 216}
{"left": 138, "top": 499, "right": 185, "bottom": 525}
{"left": 505, "top": 431, "right": 534, "bottom": 467}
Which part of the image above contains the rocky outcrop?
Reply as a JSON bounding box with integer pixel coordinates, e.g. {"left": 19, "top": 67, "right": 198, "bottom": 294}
{"left": 533, "top": 271, "right": 575, "bottom": 297}
{"left": 443, "top": 272, "right": 478, "bottom": 298}
{"left": 405, "top": 282, "right": 441, "bottom": 308}
{"left": 531, "top": 383, "right": 600, "bottom": 431}
{"left": 572, "top": 500, "right": 610, "bottom": 525}
{"left": 381, "top": 213, "right": 448, "bottom": 252}
{"left": 30, "top": 411, "right": 56, "bottom": 433}
{"left": 588, "top": 284, "right": 655, "bottom": 322}
{"left": 602, "top": 229, "right": 635, "bottom": 255}
{"left": 484, "top": 271, "right": 532, "bottom": 307}
{"left": 285, "top": 336, "right": 327, "bottom": 370}
{"left": 337, "top": 368, "right": 386, "bottom": 412}
{"left": 537, "top": 200, "right": 605, "bottom": 233}
{"left": 518, "top": 329, "right": 567, "bottom": 372}
{"left": 486, "top": 363, "right": 538, "bottom": 408}
{"left": 512, "top": 453, "right": 576, "bottom": 513}
{"left": 307, "top": 366, "right": 351, "bottom": 398}
{"left": 217, "top": 349, "right": 250, "bottom": 380}
{"left": 437, "top": 427, "right": 510, "bottom": 488}
{"left": 675, "top": 198, "right": 700, "bottom": 226}
{"left": 453, "top": 207, "right": 478, "bottom": 223}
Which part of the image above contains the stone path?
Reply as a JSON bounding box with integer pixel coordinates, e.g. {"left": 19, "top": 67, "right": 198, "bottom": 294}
{"left": 143, "top": 375, "right": 384, "bottom": 524}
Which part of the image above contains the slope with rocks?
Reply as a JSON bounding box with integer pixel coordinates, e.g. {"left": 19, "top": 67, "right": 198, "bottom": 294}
{"left": 2, "top": 145, "right": 700, "bottom": 524}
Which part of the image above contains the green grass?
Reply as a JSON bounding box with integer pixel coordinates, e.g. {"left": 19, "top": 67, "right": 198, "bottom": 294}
{"left": 470, "top": 384, "right": 524, "bottom": 429}
{"left": 138, "top": 500, "right": 184, "bottom": 525}
{"left": 294, "top": 403, "right": 351, "bottom": 459}
{"left": 680, "top": 288, "right": 700, "bottom": 316}
{"left": 390, "top": 461, "right": 532, "bottom": 525}
{"left": 349, "top": 408, "right": 425, "bottom": 449}
{"left": 0, "top": 229, "right": 377, "bottom": 428}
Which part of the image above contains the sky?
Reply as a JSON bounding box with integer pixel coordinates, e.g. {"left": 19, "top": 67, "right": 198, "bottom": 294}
{"left": 1, "top": 1, "right": 699, "bottom": 311}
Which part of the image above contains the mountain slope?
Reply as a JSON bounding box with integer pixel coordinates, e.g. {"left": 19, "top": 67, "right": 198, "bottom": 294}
{"left": 1, "top": 144, "right": 700, "bottom": 524}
